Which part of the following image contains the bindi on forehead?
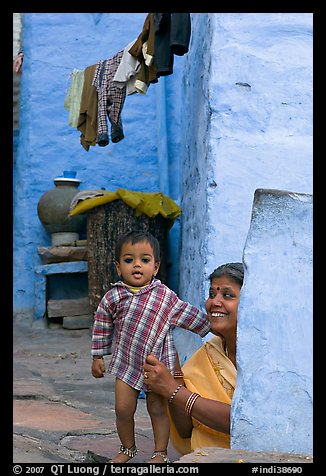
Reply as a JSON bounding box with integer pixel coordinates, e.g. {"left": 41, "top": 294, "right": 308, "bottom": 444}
{"left": 211, "top": 285, "right": 235, "bottom": 292}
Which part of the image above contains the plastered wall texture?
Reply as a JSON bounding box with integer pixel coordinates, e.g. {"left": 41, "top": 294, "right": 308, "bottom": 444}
{"left": 13, "top": 13, "right": 22, "bottom": 130}
{"left": 14, "top": 12, "right": 312, "bottom": 314}
{"left": 13, "top": 13, "right": 185, "bottom": 314}
{"left": 179, "top": 13, "right": 313, "bottom": 309}
{"left": 13, "top": 13, "right": 313, "bottom": 455}
{"left": 176, "top": 13, "right": 313, "bottom": 453}
{"left": 13, "top": 12, "right": 22, "bottom": 56}
{"left": 231, "top": 189, "right": 313, "bottom": 454}
{"left": 173, "top": 13, "right": 213, "bottom": 360}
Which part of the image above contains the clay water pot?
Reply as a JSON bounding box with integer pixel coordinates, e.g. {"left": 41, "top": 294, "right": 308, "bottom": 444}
{"left": 37, "top": 174, "right": 86, "bottom": 245}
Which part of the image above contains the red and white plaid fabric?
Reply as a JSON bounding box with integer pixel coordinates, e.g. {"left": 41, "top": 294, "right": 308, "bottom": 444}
{"left": 92, "top": 50, "right": 126, "bottom": 146}
{"left": 91, "top": 278, "right": 210, "bottom": 390}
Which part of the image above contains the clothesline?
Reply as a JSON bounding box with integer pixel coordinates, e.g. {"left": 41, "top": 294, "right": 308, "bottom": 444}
{"left": 64, "top": 13, "right": 191, "bottom": 151}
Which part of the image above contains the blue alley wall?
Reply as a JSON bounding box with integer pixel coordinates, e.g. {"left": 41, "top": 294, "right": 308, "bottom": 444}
{"left": 179, "top": 13, "right": 313, "bottom": 311}
{"left": 177, "top": 13, "right": 313, "bottom": 455}
{"left": 13, "top": 13, "right": 313, "bottom": 455}
{"left": 13, "top": 13, "right": 185, "bottom": 314}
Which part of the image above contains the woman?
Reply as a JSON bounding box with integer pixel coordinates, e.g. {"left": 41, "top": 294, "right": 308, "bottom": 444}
{"left": 143, "top": 262, "right": 244, "bottom": 455}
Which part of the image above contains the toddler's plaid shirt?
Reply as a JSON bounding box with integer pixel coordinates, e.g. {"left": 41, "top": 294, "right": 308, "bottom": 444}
{"left": 91, "top": 278, "right": 210, "bottom": 390}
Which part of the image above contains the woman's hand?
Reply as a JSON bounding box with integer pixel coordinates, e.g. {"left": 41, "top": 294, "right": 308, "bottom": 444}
{"left": 145, "top": 352, "right": 193, "bottom": 438}
{"left": 144, "top": 352, "right": 231, "bottom": 436}
{"left": 144, "top": 352, "right": 177, "bottom": 398}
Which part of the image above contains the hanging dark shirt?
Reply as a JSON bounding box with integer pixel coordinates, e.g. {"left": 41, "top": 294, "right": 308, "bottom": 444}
{"left": 152, "top": 13, "right": 191, "bottom": 80}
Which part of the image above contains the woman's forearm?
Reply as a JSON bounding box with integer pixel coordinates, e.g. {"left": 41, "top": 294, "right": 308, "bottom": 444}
{"left": 144, "top": 353, "right": 231, "bottom": 437}
{"left": 168, "top": 382, "right": 194, "bottom": 438}
{"left": 170, "top": 386, "right": 231, "bottom": 435}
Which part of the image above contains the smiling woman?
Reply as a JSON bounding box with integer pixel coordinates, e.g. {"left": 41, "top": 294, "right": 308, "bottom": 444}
{"left": 143, "top": 262, "right": 244, "bottom": 455}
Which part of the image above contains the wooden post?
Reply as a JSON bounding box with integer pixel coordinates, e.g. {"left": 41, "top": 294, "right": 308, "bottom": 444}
{"left": 87, "top": 200, "right": 170, "bottom": 317}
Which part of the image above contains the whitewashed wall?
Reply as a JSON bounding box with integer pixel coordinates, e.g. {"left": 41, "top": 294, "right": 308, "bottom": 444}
{"left": 232, "top": 189, "right": 313, "bottom": 454}
{"left": 176, "top": 12, "right": 313, "bottom": 454}
{"left": 179, "top": 12, "right": 313, "bottom": 310}
{"left": 13, "top": 12, "right": 313, "bottom": 454}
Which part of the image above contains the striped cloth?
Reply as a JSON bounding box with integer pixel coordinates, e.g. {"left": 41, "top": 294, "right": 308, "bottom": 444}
{"left": 92, "top": 50, "right": 126, "bottom": 146}
{"left": 91, "top": 278, "right": 210, "bottom": 391}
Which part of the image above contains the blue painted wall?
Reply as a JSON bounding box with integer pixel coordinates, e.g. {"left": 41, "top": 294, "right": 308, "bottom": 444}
{"left": 232, "top": 189, "right": 313, "bottom": 454}
{"left": 177, "top": 13, "right": 313, "bottom": 455}
{"left": 13, "top": 13, "right": 313, "bottom": 455}
{"left": 13, "top": 13, "right": 185, "bottom": 314}
{"left": 179, "top": 13, "right": 312, "bottom": 309}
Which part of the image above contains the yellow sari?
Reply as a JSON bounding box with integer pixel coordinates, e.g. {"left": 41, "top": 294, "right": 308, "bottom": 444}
{"left": 169, "top": 336, "right": 236, "bottom": 455}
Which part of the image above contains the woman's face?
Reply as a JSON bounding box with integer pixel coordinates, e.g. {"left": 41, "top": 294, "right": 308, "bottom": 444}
{"left": 205, "top": 275, "right": 242, "bottom": 337}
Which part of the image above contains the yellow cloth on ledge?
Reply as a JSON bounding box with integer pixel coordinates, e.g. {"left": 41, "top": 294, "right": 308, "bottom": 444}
{"left": 168, "top": 336, "right": 236, "bottom": 455}
{"left": 69, "top": 188, "right": 182, "bottom": 224}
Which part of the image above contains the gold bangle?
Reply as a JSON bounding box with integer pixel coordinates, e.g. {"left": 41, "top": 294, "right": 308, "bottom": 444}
{"left": 168, "top": 384, "right": 183, "bottom": 404}
{"left": 185, "top": 392, "right": 200, "bottom": 416}
{"left": 173, "top": 371, "right": 184, "bottom": 378}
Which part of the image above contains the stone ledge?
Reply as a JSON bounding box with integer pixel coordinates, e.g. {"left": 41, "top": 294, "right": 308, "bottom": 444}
{"left": 175, "top": 447, "right": 313, "bottom": 464}
{"left": 38, "top": 246, "right": 88, "bottom": 264}
{"left": 35, "top": 261, "right": 88, "bottom": 275}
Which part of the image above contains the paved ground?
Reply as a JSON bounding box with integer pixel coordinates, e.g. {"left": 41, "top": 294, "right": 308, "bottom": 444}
{"left": 13, "top": 315, "right": 313, "bottom": 466}
{"left": 13, "top": 314, "right": 182, "bottom": 464}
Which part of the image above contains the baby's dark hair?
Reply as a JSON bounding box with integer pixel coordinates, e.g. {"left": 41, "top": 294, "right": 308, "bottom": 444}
{"left": 209, "top": 262, "right": 244, "bottom": 287}
{"left": 115, "top": 230, "right": 161, "bottom": 263}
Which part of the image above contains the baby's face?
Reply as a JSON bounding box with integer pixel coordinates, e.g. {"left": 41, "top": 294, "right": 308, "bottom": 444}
{"left": 115, "top": 240, "right": 160, "bottom": 287}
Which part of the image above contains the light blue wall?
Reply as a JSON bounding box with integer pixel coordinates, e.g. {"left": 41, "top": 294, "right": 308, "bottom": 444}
{"left": 172, "top": 13, "right": 213, "bottom": 360}
{"left": 13, "top": 12, "right": 313, "bottom": 455}
{"left": 14, "top": 12, "right": 313, "bottom": 315}
{"left": 177, "top": 12, "right": 313, "bottom": 455}
{"left": 232, "top": 189, "right": 313, "bottom": 454}
{"left": 179, "top": 13, "right": 313, "bottom": 310}
{"left": 13, "top": 13, "right": 185, "bottom": 314}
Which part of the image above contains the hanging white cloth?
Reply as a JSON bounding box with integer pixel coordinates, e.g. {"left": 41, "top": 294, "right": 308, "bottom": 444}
{"left": 112, "top": 39, "right": 141, "bottom": 95}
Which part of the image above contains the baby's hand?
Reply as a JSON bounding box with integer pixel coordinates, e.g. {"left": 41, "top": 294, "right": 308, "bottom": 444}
{"left": 91, "top": 358, "right": 106, "bottom": 378}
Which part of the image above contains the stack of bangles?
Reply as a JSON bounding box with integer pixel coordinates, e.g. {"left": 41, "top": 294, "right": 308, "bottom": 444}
{"left": 185, "top": 392, "right": 200, "bottom": 416}
{"left": 173, "top": 371, "right": 184, "bottom": 378}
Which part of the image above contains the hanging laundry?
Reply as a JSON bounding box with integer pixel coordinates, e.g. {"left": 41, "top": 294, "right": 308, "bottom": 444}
{"left": 169, "top": 13, "right": 192, "bottom": 56}
{"left": 128, "top": 13, "right": 191, "bottom": 93}
{"left": 92, "top": 50, "right": 126, "bottom": 146}
{"left": 128, "top": 13, "right": 158, "bottom": 95}
{"left": 77, "top": 64, "right": 98, "bottom": 151}
{"left": 152, "top": 13, "right": 191, "bottom": 79}
{"left": 112, "top": 39, "right": 141, "bottom": 96}
{"left": 72, "top": 13, "right": 191, "bottom": 150}
{"left": 64, "top": 68, "right": 85, "bottom": 128}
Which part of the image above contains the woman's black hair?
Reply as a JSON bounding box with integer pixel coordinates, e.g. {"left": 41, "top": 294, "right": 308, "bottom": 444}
{"left": 209, "top": 262, "right": 244, "bottom": 287}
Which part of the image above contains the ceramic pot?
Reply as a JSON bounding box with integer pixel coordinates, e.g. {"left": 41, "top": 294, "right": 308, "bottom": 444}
{"left": 37, "top": 175, "right": 86, "bottom": 245}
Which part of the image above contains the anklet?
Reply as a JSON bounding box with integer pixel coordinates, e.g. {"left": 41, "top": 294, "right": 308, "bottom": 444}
{"left": 118, "top": 444, "right": 138, "bottom": 458}
{"left": 151, "top": 451, "right": 170, "bottom": 463}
